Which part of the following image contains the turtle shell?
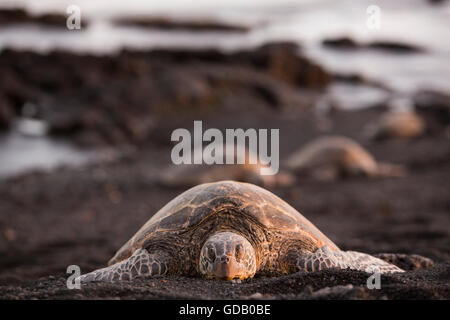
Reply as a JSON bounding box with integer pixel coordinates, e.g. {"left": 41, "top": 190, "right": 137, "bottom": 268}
{"left": 286, "top": 135, "right": 378, "bottom": 173}
{"left": 108, "top": 180, "right": 338, "bottom": 265}
{"left": 159, "top": 143, "right": 267, "bottom": 187}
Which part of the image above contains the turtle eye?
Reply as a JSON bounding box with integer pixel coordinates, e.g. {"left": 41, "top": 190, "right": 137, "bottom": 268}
{"left": 235, "top": 244, "right": 244, "bottom": 262}
{"left": 207, "top": 247, "right": 216, "bottom": 261}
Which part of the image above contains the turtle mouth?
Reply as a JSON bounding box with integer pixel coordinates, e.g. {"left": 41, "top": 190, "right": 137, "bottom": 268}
{"left": 207, "top": 274, "right": 245, "bottom": 281}
{"left": 206, "top": 262, "right": 247, "bottom": 281}
{"left": 219, "top": 275, "right": 245, "bottom": 281}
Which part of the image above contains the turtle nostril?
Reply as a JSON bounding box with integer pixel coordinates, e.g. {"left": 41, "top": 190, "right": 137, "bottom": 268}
{"left": 221, "top": 256, "right": 230, "bottom": 263}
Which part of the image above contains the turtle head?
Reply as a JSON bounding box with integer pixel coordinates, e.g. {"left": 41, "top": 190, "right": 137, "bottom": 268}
{"left": 199, "top": 231, "right": 256, "bottom": 280}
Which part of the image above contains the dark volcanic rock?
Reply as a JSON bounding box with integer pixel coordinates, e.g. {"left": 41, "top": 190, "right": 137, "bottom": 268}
{"left": 0, "top": 8, "right": 88, "bottom": 28}
{"left": 0, "top": 94, "right": 14, "bottom": 129}
{"left": 414, "top": 90, "right": 450, "bottom": 126}
{"left": 323, "top": 37, "right": 424, "bottom": 53}
{"left": 114, "top": 16, "right": 249, "bottom": 32}
{"left": 0, "top": 43, "right": 330, "bottom": 146}
{"left": 367, "top": 41, "right": 424, "bottom": 53}
{"left": 0, "top": 8, "right": 29, "bottom": 25}
{"left": 250, "top": 42, "right": 331, "bottom": 88}
{"left": 323, "top": 37, "right": 359, "bottom": 49}
{"left": 428, "top": 0, "right": 447, "bottom": 4}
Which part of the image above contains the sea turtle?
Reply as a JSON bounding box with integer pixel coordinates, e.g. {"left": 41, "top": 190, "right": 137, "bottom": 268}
{"left": 285, "top": 135, "right": 406, "bottom": 180}
{"left": 78, "top": 180, "right": 404, "bottom": 283}
{"left": 159, "top": 144, "right": 294, "bottom": 188}
{"left": 365, "top": 110, "right": 426, "bottom": 140}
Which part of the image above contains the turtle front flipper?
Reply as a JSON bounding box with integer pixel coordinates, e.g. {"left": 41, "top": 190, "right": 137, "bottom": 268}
{"left": 289, "top": 246, "right": 404, "bottom": 274}
{"left": 77, "top": 248, "right": 171, "bottom": 283}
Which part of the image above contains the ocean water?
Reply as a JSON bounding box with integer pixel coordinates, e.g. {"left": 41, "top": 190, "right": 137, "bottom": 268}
{"left": 0, "top": 0, "right": 449, "bottom": 92}
{"left": 0, "top": 120, "right": 94, "bottom": 179}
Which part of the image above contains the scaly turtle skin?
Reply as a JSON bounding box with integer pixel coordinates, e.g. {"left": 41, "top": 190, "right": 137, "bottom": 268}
{"left": 285, "top": 135, "right": 406, "bottom": 180}
{"left": 78, "top": 180, "right": 404, "bottom": 282}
